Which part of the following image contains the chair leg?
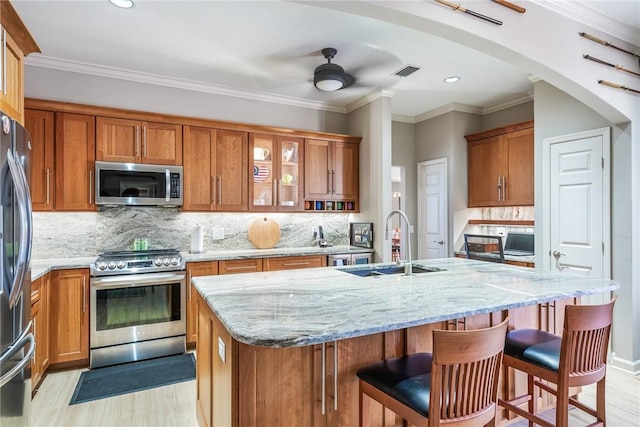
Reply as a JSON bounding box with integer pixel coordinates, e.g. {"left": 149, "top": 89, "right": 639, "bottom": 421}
{"left": 359, "top": 383, "right": 371, "bottom": 427}
{"left": 555, "top": 382, "right": 570, "bottom": 427}
{"left": 528, "top": 374, "right": 536, "bottom": 427}
{"left": 596, "top": 376, "right": 607, "bottom": 426}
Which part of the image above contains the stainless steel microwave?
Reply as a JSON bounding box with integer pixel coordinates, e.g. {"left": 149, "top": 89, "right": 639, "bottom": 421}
{"left": 95, "top": 161, "right": 183, "bottom": 206}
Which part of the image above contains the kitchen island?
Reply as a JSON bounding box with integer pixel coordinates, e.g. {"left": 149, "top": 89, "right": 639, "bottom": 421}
{"left": 192, "top": 258, "right": 618, "bottom": 427}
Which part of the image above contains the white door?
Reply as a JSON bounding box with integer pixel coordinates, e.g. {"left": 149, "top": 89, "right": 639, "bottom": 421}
{"left": 418, "top": 158, "right": 448, "bottom": 259}
{"left": 543, "top": 128, "right": 610, "bottom": 304}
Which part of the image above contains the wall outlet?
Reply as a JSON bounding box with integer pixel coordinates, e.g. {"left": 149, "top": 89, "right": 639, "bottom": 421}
{"left": 218, "top": 336, "right": 226, "bottom": 363}
{"left": 212, "top": 227, "right": 224, "bottom": 240}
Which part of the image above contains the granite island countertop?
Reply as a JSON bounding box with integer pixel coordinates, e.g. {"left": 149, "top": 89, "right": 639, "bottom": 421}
{"left": 192, "top": 257, "right": 618, "bottom": 348}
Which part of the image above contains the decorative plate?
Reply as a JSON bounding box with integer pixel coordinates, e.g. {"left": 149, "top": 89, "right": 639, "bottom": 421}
{"left": 254, "top": 165, "right": 270, "bottom": 182}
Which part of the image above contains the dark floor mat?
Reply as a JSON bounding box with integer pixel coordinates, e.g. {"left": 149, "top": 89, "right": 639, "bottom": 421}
{"left": 69, "top": 353, "right": 195, "bottom": 405}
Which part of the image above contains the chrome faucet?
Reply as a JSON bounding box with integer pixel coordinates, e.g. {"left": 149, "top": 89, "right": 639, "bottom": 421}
{"left": 385, "top": 209, "right": 413, "bottom": 276}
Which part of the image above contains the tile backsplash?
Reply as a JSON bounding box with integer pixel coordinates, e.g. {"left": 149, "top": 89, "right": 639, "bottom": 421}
{"left": 33, "top": 208, "right": 351, "bottom": 259}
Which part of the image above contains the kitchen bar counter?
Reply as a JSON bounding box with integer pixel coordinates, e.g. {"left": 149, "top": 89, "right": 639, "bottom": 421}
{"left": 192, "top": 258, "right": 618, "bottom": 427}
{"left": 192, "top": 257, "right": 617, "bottom": 348}
{"left": 29, "top": 245, "right": 373, "bottom": 280}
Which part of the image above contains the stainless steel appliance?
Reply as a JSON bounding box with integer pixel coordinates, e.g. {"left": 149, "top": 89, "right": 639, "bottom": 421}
{"left": 89, "top": 249, "right": 186, "bottom": 368}
{"left": 1, "top": 113, "right": 34, "bottom": 427}
{"left": 327, "top": 252, "right": 372, "bottom": 266}
{"left": 95, "top": 161, "right": 183, "bottom": 207}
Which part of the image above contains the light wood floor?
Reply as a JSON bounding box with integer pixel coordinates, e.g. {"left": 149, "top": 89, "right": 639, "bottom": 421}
{"left": 32, "top": 364, "right": 638, "bottom": 426}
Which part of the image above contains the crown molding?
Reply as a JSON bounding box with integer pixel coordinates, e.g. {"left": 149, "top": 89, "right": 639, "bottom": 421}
{"left": 414, "top": 102, "right": 483, "bottom": 123}
{"left": 346, "top": 88, "right": 395, "bottom": 113}
{"left": 536, "top": 0, "right": 640, "bottom": 46}
{"left": 24, "top": 55, "right": 348, "bottom": 114}
{"left": 482, "top": 92, "right": 534, "bottom": 115}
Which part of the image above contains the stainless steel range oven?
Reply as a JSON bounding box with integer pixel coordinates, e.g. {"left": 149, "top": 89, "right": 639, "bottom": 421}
{"left": 89, "top": 249, "right": 186, "bottom": 368}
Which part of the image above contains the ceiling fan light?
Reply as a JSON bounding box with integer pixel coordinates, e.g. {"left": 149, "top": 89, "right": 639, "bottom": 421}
{"left": 315, "top": 78, "right": 344, "bottom": 92}
{"left": 313, "top": 47, "right": 353, "bottom": 91}
{"left": 108, "top": 0, "right": 134, "bottom": 8}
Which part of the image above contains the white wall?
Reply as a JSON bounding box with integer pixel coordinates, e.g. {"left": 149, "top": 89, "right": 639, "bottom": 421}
{"left": 391, "top": 121, "right": 416, "bottom": 256}
{"left": 534, "top": 80, "right": 636, "bottom": 372}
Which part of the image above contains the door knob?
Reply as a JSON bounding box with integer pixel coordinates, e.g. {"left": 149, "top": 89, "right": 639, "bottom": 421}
{"left": 433, "top": 240, "right": 445, "bottom": 245}
{"left": 552, "top": 251, "right": 566, "bottom": 258}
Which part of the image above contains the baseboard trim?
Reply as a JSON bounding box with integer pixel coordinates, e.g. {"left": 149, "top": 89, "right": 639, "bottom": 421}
{"left": 609, "top": 356, "right": 640, "bottom": 375}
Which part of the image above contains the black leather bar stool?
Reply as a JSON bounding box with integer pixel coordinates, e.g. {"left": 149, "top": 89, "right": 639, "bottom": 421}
{"left": 499, "top": 296, "right": 617, "bottom": 426}
{"left": 357, "top": 317, "right": 509, "bottom": 427}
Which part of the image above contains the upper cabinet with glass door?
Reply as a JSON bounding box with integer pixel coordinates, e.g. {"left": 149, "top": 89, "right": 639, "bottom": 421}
{"left": 249, "top": 133, "right": 303, "bottom": 212}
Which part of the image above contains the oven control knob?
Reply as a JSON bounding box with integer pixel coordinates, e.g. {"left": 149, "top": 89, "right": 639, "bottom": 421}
{"left": 97, "top": 262, "right": 108, "bottom": 270}
{"left": 117, "top": 261, "right": 126, "bottom": 269}
{"left": 155, "top": 258, "right": 163, "bottom": 266}
{"left": 163, "top": 258, "right": 171, "bottom": 266}
{"left": 170, "top": 257, "right": 179, "bottom": 265}
{"left": 108, "top": 261, "right": 117, "bottom": 270}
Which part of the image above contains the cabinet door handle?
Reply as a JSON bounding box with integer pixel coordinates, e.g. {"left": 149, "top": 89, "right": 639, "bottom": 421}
{"left": 278, "top": 180, "right": 282, "bottom": 206}
{"left": 321, "top": 342, "right": 326, "bottom": 415}
{"left": 82, "top": 276, "right": 86, "bottom": 314}
{"left": 88, "top": 170, "right": 93, "bottom": 204}
{"left": 135, "top": 126, "right": 140, "bottom": 157}
{"left": 46, "top": 168, "right": 50, "bottom": 205}
{"left": 211, "top": 177, "right": 216, "bottom": 205}
{"left": 218, "top": 176, "right": 222, "bottom": 205}
{"left": 283, "top": 262, "right": 311, "bottom": 267}
{"left": 142, "top": 126, "right": 147, "bottom": 158}
{"left": 497, "top": 176, "right": 502, "bottom": 201}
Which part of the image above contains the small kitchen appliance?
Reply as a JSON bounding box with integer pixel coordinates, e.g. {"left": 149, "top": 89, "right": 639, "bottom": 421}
{"left": 89, "top": 248, "right": 186, "bottom": 368}
{"left": 95, "top": 161, "right": 183, "bottom": 207}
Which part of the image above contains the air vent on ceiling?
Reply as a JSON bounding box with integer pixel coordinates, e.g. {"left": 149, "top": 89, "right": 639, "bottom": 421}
{"left": 394, "top": 65, "right": 420, "bottom": 77}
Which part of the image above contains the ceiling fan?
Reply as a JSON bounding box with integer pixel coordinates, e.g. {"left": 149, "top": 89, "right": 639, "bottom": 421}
{"left": 313, "top": 47, "right": 355, "bottom": 91}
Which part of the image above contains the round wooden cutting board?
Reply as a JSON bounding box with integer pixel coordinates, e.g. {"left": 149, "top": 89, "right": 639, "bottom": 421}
{"left": 248, "top": 217, "right": 281, "bottom": 249}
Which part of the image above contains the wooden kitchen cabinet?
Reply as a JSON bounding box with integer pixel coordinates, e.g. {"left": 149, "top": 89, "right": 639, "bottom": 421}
{"left": 55, "top": 113, "right": 96, "bottom": 211}
{"left": 466, "top": 121, "right": 534, "bottom": 207}
{"left": 218, "top": 258, "right": 262, "bottom": 275}
{"left": 30, "top": 273, "right": 50, "bottom": 391}
{"left": 195, "top": 285, "right": 405, "bottom": 427}
{"left": 183, "top": 126, "right": 248, "bottom": 211}
{"left": 96, "top": 116, "right": 183, "bottom": 165}
{"left": 305, "top": 139, "right": 359, "bottom": 212}
{"left": 186, "top": 261, "right": 219, "bottom": 345}
{"left": 233, "top": 332, "right": 403, "bottom": 426}
{"left": 50, "top": 268, "right": 90, "bottom": 365}
{"left": 263, "top": 255, "right": 326, "bottom": 271}
{"left": 25, "top": 109, "right": 55, "bottom": 211}
{"left": 249, "top": 133, "right": 304, "bottom": 212}
{"left": 0, "top": 3, "right": 39, "bottom": 124}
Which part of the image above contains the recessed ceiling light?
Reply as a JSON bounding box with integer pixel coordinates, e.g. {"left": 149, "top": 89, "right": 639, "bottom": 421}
{"left": 109, "top": 0, "right": 134, "bottom": 8}
{"left": 444, "top": 76, "right": 461, "bottom": 83}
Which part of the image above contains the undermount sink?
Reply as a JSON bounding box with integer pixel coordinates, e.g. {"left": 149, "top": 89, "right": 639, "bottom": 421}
{"left": 340, "top": 265, "right": 443, "bottom": 277}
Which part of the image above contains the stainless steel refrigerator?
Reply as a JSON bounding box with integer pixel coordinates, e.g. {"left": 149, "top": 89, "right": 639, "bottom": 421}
{"left": 0, "top": 112, "right": 34, "bottom": 427}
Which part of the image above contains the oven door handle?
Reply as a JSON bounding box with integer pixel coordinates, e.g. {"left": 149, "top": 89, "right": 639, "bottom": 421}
{"left": 91, "top": 272, "right": 186, "bottom": 288}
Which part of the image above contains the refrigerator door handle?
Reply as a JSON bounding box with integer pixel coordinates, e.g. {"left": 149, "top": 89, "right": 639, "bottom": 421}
{"left": 0, "top": 327, "right": 35, "bottom": 388}
{"left": 6, "top": 148, "right": 33, "bottom": 309}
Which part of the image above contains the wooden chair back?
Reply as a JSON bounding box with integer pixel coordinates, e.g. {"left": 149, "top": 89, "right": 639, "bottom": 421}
{"left": 429, "top": 317, "right": 509, "bottom": 426}
{"left": 560, "top": 296, "right": 617, "bottom": 387}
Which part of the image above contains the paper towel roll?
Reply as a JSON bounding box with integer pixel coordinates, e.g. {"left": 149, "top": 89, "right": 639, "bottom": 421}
{"left": 191, "top": 224, "right": 204, "bottom": 253}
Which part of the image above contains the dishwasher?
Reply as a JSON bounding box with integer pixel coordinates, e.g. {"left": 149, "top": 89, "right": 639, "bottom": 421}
{"left": 327, "top": 252, "right": 372, "bottom": 266}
